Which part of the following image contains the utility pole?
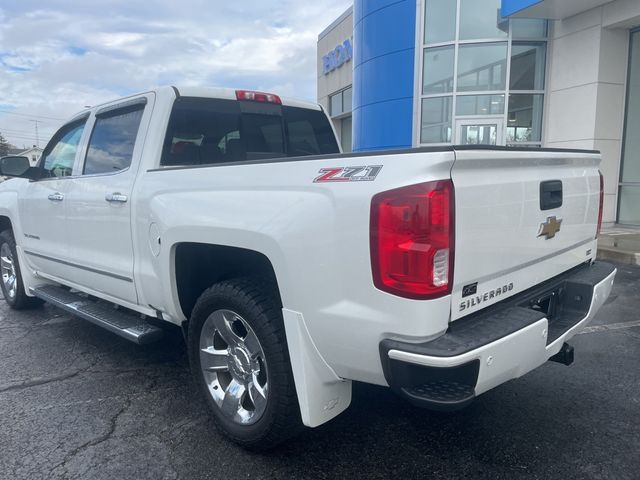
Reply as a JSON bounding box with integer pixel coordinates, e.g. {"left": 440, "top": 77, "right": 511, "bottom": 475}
{"left": 29, "top": 119, "right": 40, "bottom": 147}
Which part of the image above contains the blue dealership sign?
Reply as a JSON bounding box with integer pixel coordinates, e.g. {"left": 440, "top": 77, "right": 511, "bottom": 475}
{"left": 322, "top": 39, "right": 353, "bottom": 75}
{"left": 501, "top": 0, "right": 543, "bottom": 17}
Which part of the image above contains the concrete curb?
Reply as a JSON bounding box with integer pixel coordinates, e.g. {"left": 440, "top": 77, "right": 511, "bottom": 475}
{"left": 597, "top": 247, "right": 640, "bottom": 266}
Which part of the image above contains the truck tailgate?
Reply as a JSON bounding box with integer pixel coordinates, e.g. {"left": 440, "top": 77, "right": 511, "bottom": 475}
{"left": 450, "top": 148, "right": 601, "bottom": 321}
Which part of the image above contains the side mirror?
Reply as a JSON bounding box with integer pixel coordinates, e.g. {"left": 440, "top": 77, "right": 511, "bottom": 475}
{"left": 0, "top": 156, "right": 39, "bottom": 180}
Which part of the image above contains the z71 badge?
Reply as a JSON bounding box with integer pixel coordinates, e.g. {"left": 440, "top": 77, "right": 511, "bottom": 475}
{"left": 314, "top": 165, "right": 382, "bottom": 183}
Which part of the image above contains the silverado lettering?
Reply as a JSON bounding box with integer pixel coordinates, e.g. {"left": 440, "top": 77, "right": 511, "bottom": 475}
{"left": 459, "top": 283, "right": 515, "bottom": 312}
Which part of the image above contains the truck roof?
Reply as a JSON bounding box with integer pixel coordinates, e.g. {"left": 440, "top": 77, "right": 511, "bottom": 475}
{"left": 173, "top": 86, "right": 322, "bottom": 111}
{"left": 68, "top": 86, "right": 322, "bottom": 123}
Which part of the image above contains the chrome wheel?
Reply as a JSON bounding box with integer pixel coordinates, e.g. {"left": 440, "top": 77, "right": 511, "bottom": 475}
{"left": 1, "top": 243, "right": 17, "bottom": 299}
{"left": 199, "top": 309, "right": 268, "bottom": 425}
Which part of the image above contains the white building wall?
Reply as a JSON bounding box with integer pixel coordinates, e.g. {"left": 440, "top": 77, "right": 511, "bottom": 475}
{"left": 603, "top": 0, "right": 640, "bottom": 29}
{"left": 544, "top": 0, "right": 640, "bottom": 224}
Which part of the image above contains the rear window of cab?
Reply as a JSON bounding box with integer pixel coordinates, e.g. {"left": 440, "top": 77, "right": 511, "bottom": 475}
{"left": 161, "top": 97, "right": 339, "bottom": 167}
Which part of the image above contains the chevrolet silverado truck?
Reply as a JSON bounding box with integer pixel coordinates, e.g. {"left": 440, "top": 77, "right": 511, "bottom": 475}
{"left": 0, "top": 87, "right": 616, "bottom": 449}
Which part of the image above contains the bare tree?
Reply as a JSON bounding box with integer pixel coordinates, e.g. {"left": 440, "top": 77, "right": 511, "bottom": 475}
{"left": 0, "top": 132, "right": 10, "bottom": 158}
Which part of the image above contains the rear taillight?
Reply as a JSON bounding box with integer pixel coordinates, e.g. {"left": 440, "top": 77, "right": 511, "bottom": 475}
{"left": 596, "top": 171, "right": 604, "bottom": 238}
{"left": 370, "top": 180, "right": 454, "bottom": 300}
{"left": 235, "top": 90, "right": 282, "bottom": 104}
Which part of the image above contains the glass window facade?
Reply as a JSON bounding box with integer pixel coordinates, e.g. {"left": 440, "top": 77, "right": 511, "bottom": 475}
{"left": 329, "top": 87, "right": 353, "bottom": 153}
{"left": 424, "top": 0, "right": 456, "bottom": 44}
{"left": 459, "top": 124, "right": 498, "bottom": 145}
{"left": 507, "top": 94, "right": 543, "bottom": 143}
{"left": 459, "top": 0, "right": 507, "bottom": 40}
{"left": 340, "top": 116, "right": 352, "bottom": 153}
{"left": 329, "top": 87, "right": 352, "bottom": 117}
{"left": 512, "top": 18, "right": 548, "bottom": 39}
{"left": 423, "top": 46, "right": 455, "bottom": 94}
{"left": 618, "top": 187, "right": 640, "bottom": 225}
{"left": 619, "top": 29, "right": 640, "bottom": 225}
{"left": 456, "top": 94, "right": 505, "bottom": 116}
{"left": 419, "top": 1, "right": 547, "bottom": 146}
{"left": 510, "top": 43, "right": 546, "bottom": 90}
{"left": 457, "top": 43, "right": 508, "bottom": 92}
{"left": 421, "top": 96, "right": 452, "bottom": 143}
{"left": 330, "top": 94, "right": 342, "bottom": 117}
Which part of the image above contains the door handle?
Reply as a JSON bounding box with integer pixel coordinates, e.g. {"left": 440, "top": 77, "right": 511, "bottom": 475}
{"left": 105, "top": 192, "right": 128, "bottom": 203}
{"left": 47, "top": 193, "right": 64, "bottom": 202}
{"left": 540, "top": 180, "right": 563, "bottom": 211}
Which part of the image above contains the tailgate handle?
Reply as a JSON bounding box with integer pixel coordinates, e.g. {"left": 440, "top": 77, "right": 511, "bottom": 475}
{"left": 540, "top": 180, "right": 563, "bottom": 211}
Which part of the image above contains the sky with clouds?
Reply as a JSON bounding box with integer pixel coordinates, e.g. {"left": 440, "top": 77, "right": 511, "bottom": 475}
{"left": 0, "top": 0, "right": 351, "bottom": 148}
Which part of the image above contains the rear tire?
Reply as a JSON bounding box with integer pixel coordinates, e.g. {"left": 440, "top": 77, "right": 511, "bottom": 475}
{"left": 0, "top": 230, "right": 42, "bottom": 310}
{"left": 187, "top": 277, "right": 303, "bottom": 450}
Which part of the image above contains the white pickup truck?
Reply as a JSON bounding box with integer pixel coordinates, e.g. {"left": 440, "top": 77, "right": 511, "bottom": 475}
{"left": 0, "top": 87, "right": 616, "bottom": 449}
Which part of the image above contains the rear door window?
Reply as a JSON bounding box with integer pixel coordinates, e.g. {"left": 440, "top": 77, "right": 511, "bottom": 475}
{"left": 83, "top": 104, "right": 145, "bottom": 175}
{"left": 161, "top": 97, "right": 339, "bottom": 167}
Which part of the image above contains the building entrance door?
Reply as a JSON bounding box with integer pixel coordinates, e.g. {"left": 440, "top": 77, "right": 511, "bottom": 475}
{"left": 455, "top": 118, "right": 504, "bottom": 146}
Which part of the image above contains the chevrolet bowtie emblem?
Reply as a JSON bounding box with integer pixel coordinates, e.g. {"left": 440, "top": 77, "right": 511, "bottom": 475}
{"left": 538, "top": 216, "right": 562, "bottom": 240}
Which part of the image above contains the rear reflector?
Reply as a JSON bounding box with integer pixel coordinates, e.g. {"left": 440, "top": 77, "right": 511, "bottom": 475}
{"left": 370, "top": 180, "right": 455, "bottom": 300}
{"left": 596, "top": 171, "right": 604, "bottom": 239}
{"left": 235, "top": 90, "right": 282, "bottom": 105}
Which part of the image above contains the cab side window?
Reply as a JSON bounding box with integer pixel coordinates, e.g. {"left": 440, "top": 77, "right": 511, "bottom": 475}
{"left": 83, "top": 105, "right": 144, "bottom": 175}
{"left": 40, "top": 119, "right": 87, "bottom": 178}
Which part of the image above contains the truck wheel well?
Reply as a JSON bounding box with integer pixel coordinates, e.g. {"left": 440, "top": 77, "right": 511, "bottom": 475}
{"left": 0, "top": 216, "right": 12, "bottom": 233}
{"left": 175, "top": 243, "right": 282, "bottom": 320}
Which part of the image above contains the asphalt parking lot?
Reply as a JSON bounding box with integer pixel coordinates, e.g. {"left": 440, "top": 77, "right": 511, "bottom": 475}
{"left": 0, "top": 261, "right": 638, "bottom": 480}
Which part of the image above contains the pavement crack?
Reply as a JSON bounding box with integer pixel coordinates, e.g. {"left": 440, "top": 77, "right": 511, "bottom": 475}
{"left": 0, "top": 368, "right": 86, "bottom": 394}
{"left": 49, "top": 397, "right": 133, "bottom": 479}
{"left": 0, "top": 356, "right": 98, "bottom": 394}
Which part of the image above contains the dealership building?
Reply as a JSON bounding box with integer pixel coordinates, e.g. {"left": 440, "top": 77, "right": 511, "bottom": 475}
{"left": 317, "top": 0, "right": 640, "bottom": 226}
